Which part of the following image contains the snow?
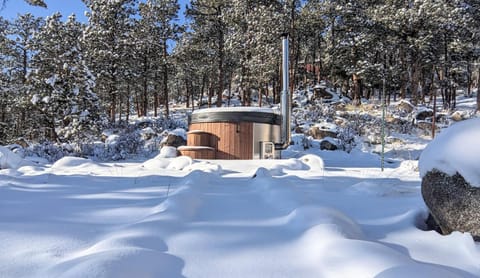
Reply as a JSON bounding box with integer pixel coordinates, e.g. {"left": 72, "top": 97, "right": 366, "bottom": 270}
{"left": 192, "top": 106, "right": 280, "bottom": 115}
{"left": 419, "top": 117, "right": 480, "bottom": 187}
{"left": 158, "top": 146, "right": 178, "bottom": 158}
{"left": 0, "top": 146, "right": 33, "bottom": 169}
{"left": 169, "top": 128, "right": 187, "bottom": 140}
{"left": 1, "top": 142, "right": 480, "bottom": 277}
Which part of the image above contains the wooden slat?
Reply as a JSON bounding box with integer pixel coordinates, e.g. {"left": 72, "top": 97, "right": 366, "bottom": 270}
{"left": 178, "top": 146, "right": 216, "bottom": 159}
{"left": 188, "top": 122, "right": 253, "bottom": 159}
{"left": 187, "top": 131, "right": 212, "bottom": 147}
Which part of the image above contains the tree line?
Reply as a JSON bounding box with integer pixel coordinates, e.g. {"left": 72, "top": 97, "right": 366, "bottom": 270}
{"left": 0, "top": 0, "right": 479, "bottom": 145}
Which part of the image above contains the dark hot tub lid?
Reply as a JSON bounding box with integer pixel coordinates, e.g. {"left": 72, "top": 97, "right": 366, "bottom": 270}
{"left": 190, "top": 107, "right": 282, "bottom": 125}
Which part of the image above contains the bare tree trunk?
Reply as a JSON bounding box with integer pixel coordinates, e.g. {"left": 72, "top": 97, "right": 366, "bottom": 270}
{"left": 410, "top": 62, "right": 420, "bottom": 105}
{"left": 259, "top": 86, "right": 263, "bottom": 107}
{"left": 199, "top": 74, "right": 206, "bottom": 109}
{"left": 466, "top": 62, "right": 472, "bottom": 97}
{"left": 135, "top": 90, "right": 141, "bottom": 117}
{"left": 162, "top": 40, "right": 169, "bottom": 118}
{"left": 432, "top": 91, "right": 437, "bottom": 138}
{"left": 352, "top": 73, "right": 361, "bottom": 106}
{"left": 217, "top": 28, "right": 224, "bottom": 107}
{"left": 126, "top": 84, "right": 130, "bottom": 122}
{"left": 185, "top": 77, "right": 190, "bottom": 109}
{"left": 153, "top": 72, "right": 159, "bottom": 117}
{"left": 227, "top": 72, "right": 233, "bottom": 107}
{"left": 119, "top": 88, "right": 123, "bottom": 122}
{"left": 477, "top": 70, "right": 480, "bottom": 111}
{"left": 110, "top": 89, "right": 117, "bottom": 123}
{"left": 142, "top": 71, "right": 148, "bottom": 117}
{"left": 208, "top": 82, "right": 213, "bottom": 108}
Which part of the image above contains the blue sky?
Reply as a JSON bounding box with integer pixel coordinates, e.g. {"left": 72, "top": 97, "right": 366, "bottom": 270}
{"left": 0, "top": 0, "right": 189, "bottom": 22}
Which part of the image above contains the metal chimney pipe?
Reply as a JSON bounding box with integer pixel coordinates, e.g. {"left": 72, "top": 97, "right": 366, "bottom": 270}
{"left": 279, "top": 33, "right": 291, "bottom": 150}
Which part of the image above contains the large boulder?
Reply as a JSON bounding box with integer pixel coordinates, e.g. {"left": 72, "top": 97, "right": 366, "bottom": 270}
{"left": 161, "top": 134, "right": 186, "bottom": 148}
{"left": 396, "top": 100, "right": 415, "bottom": 113}
{"left": 308, "top": 126, "right": 338, "bottom": 140}
{"left": 320, "top": 139, "right": 338, "bottom": 151}
{"left": 421, "top": 170, "right": 480, "bottom": 240}
{"left": 419, "top": 117, "right": 480, "bottom": 240}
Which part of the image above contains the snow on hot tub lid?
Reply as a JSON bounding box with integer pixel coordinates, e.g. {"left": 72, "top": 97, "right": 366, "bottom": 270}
{"left": 192, "top": 107, "right": 280, "bottom": 115}
{"left": 190, "top": 107, "right": 282, "bottom": 125}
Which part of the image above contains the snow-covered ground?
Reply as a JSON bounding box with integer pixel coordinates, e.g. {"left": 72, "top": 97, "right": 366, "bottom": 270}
{"left": 1, "top": 135, "right": 480, "bottom": 277}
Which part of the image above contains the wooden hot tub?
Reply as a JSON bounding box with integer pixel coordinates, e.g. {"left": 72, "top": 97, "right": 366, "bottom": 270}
{"left": 178, "top": 107, "right": 282, "bottom": 160}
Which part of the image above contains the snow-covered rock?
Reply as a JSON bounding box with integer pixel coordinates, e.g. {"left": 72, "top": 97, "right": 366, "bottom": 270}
{"left": 159, "top": 146, "right": 178, "bottom": 158}
{"left": 0, "top": 146, "right": 34, "bottom": 169}
{"left": 419, "top": 117, "right": 480, "bottom": 240}
{"left": 419, "top": 117, "right": 480, "bottom": 187}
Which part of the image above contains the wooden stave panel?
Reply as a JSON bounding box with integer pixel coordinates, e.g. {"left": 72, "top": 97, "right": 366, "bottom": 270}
{"left": 178, "top": 147, "right": 216, "bottom": 159}
{"left": 189, "top": 122, "right": 253, "bottom": 160}
{"left": 187, "top": 131, "right": 212, "bottom": 147}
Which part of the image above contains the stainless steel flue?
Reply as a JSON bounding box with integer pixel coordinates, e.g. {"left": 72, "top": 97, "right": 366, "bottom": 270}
{"left": 278, "top": 33, "right": 291, "bottom": 150}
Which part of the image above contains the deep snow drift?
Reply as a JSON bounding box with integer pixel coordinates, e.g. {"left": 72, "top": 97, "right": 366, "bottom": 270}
{"left": 1, "top": 137, "right": 479, "bottom": 277}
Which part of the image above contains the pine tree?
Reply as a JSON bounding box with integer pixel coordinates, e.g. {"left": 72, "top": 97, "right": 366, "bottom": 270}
{"left": 297, "top": 0, "right": 327, "bottom": 84}
{"left": 1, "top": 0, "right": 47, "bottom": 8}
{"left": 226, "top": 0, "right": 283, "bottom": 106}
{"left": 136, "top": 0, "right": 181, "bottom": 117}
{"left": 173, "top": 31, "right": 216, "bottom": 109}
{"left": 6, "top": 14, "right": 44, "bottom": 140}
{"left": 187, "top": 0, "right": 230, "bottom": 107}
{"left": 0, "top": 17, "right": 11, "bottom": 143}
{"left": 28, "top": 13, "right": 103, "bottom": 142}
{"left": 81, "top": 0, "right": 138, "bottom": 123}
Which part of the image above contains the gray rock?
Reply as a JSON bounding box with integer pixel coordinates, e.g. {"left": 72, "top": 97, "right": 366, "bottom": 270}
{"left": 161, "top": 134, "right": 186, "bottom": 148}
{"left": 320, "top": 139, "right": 338, "bottom": 151}
{"left": 422, "top": 169, "right": 480, "bottom": 240}
{"left": 416, "top": 110, "right": 434, "bottom": 121}
{"left": 396, "top": 101, "right": 415, "bottom": 113}
{"left": 308, "top": 126, "right": 337, "bottom": 140}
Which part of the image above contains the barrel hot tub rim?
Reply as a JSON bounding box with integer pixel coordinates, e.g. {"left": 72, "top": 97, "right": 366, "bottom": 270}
{"left": 190, "top": 107, "right": 282, "bottom": 126}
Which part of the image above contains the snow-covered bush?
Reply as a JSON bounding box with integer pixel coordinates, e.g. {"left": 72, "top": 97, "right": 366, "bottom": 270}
{"left": 25, "top": 141, "right": 71, "bottom": 162}
{"left": 336, "top": 125, "right": 357, "bottom": 153}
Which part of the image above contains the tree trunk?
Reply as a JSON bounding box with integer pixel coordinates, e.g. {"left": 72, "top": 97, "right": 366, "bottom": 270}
{"left": 352, "top": 73, "right": 361, "bottom": 106}
{"left": 217, "top": 28, "right": 224, "bottom": 107}
{"left": 227, "top": 72, "right": 233, "bottom": 107}
{"left": 199, "top": 74, "right": 206, "bottom": 109}
{"left": 110, "top": 88, "right": 117, "bottom": 123}
{"left": 432, "top": 91, "right": 437, "bottom": 138}
{"left": 135, "top": 89, "right": 141, "bottom": 117}
{"left": 466, "top": 62, "right": 472, "bottom": 97}
{"left": 185, "top": 77, "right": 190, "bottom": 109}
{"left": 126, "top": 84, "right": 130, "bottom": 122}
{"left": 208, "top": 83, "right": 213, "bottom": 108}
{"left": 399, "top": 46, "right": 407, "bottom": 99}
{"left": 150, "top": 70, "right": 156, "bottom": 116}
{"left": 142, "top": 66, "right": 148, "bottom": 118}
{"left": 477, "top": 70, "right": 480, "bottom": 111}
{"left": 162, "top": 40, "right": 169, "bottom": 118}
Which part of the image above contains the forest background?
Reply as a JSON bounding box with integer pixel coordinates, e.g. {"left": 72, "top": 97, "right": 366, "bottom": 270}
{"left": 0, "top": 0, "right": 479, "bottom": 157}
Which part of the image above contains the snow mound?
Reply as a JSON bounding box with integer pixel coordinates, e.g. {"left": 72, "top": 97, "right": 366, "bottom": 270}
{"left": 51, "top": 156, "right": 93, "bottom": 169}
{"left": 287, "top": 206, "right": 364, "bottom": 240}
{"left": 419, "top": 117, "right": 480, "bottom": 187}
{"left": 142, "top": 155, "right": 193, "bottom": 170}
{"left": 166, "top": 156, "right": 192, "bottom": 170}
{"left": 158, "top": 146, "right": 177, "bottom": 158}
{"left": 298, "top": 154, "right": 324, "bottom": 171}
{"left": 186, "top": 161, "right": 222, "bottom": 174}
{"left": 375, "top": 264, "right": 463, "bottom": 278}
{"left": 0, "top": 146, "right": 34, "bottom": 169}
{"left": 253, "top": 167, "right": 273, "bottom": 178}
{"left": 142, "top": 157, "right": 172, "bottom": 169}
